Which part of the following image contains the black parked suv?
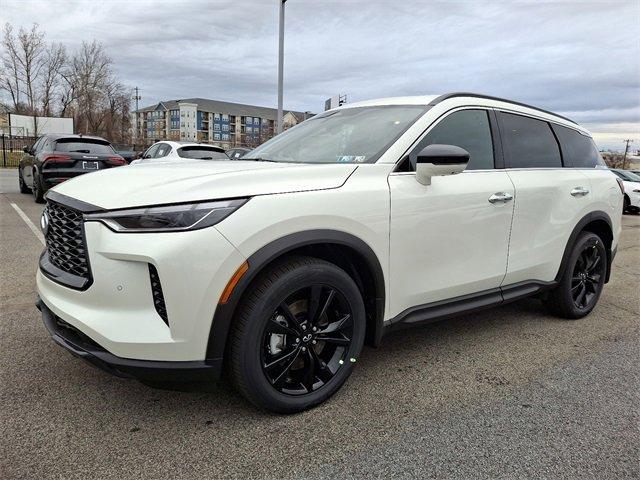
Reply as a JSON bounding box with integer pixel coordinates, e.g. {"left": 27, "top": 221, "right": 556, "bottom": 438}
{"left": 18, "top": 134, "right": 126, "bottom": 203}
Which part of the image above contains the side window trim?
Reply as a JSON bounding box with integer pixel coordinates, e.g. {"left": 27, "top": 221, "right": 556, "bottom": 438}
{"left": 395, "top": 106, "right": 498, "bottom": 172}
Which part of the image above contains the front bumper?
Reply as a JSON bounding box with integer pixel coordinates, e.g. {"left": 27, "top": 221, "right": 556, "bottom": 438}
{"left": 38, "top": 298, "right": 221, "bottom": 382}
{"left": 37, "top": 219, "right": 246, "bottom": 362}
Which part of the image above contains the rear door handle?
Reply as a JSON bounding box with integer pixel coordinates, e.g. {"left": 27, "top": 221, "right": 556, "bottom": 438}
{"left": 570, "top": 187, "right": 590, "bottom": 197}
{"left": 488, "top": 192, "right": 514, "bottom": 204}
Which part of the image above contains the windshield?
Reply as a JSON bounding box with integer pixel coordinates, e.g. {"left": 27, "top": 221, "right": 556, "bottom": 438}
{"left": 246, "top": 105, "right": 428, "bottom": 164}
{"left": 177, "top": 146, "right": 228, "bottom": 160}
{"left": 55, "top": 139, "right": 115, "bottom": 154}
{"left": 617, "top": 170, "right": 640, "bottom": 182}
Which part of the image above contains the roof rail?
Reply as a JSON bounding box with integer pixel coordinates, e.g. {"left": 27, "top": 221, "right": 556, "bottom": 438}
{"left": 429, "top": 92, "right": 578, "bottom": 125}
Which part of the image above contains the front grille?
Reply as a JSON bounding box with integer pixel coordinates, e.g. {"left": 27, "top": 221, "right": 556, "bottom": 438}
{"left": 45, "top": 201, "right": 90, "bottom": 279}
{"left": 148, "top": 264, "right": 169, "bottom": 325}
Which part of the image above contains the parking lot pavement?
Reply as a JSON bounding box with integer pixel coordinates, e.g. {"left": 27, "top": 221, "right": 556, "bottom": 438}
{"left": 1, "top": 167, "right": 639, "bottom": 479}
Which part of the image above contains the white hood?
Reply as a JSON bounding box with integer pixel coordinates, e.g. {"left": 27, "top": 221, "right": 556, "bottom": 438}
{"left": 51, "top": 160, "right": 358, "bottom": 209}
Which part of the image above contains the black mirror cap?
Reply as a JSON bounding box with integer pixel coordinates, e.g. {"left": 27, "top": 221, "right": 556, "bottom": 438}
{"left": 416, "top": 144, "right": 470, "bottom": 165}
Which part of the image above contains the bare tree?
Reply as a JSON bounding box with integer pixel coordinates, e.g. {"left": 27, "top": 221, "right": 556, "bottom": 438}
{"left": 1, "top": 23, "right": 23, "bottom": 112}
{"left": 40, "top": 42, "right": 66, "bottom": 116}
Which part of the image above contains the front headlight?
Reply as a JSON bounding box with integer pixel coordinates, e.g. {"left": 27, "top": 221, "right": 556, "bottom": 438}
{"left": 84, "top": 199, "right": 247, "bottom": 233}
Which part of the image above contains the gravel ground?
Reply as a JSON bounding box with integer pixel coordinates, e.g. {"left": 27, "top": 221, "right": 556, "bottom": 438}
{"left": 1, "top": 168, "right": 638, "bottom": 479}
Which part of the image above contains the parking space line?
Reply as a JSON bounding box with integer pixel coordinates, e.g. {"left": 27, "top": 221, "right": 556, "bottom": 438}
{"left": 10, "top": 203, "right": 45, "bottom": 246}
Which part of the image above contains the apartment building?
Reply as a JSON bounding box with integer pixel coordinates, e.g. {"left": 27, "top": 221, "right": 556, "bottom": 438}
{"left": 132, "top": 97, "right": 312, "bottom": 148}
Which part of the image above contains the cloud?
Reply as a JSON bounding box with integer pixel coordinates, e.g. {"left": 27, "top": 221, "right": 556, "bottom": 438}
{"left": 2, "top": 0, "right": 639, "bottom": 150}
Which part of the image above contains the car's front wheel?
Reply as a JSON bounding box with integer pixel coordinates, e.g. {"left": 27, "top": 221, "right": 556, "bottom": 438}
{"left": 32, "top": 170, "right": 45, "bottom": 203}
{"left": 18, "top": 168, "right": 31, "bottom": 194}
{"left": 544, "top": 231, "right": 607, "bottom": 319}
{"left": 228, "top": 256, "right": 366, "bottom": 413}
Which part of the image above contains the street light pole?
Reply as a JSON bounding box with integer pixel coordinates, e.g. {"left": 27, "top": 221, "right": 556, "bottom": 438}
{"left": 277, "top": 0, "right": 286, "bottom": 134}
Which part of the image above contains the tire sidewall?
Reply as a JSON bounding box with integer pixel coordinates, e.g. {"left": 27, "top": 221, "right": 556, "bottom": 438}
{"left": 237, "top": 262, "right": 366, "bottom": 412}
{"left": 560, "top": 232, "right": 606, "bottom": 317}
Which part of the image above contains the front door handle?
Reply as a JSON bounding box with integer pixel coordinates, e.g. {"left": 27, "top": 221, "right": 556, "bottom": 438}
{"left": 570, "top": 186, "right": 590, "bottom": 197}
{"left": 488, "top": 192, "right": 514, "bottom": 204}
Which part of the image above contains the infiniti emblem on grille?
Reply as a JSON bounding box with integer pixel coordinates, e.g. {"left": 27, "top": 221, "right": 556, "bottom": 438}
{"left": 40, "top": 209, "right": 50, "bottom": 235}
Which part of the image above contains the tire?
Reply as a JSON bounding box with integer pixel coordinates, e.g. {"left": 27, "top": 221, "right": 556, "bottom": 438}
{"left": 623, "top": 195, "right": 630, "bottom": 214}
{"left": 32, "top": 170, "right": 45, "bottom": 203}
{"left": 18, "top": 168, "right": 31, "bottom": 194}
{"left": 544, "top": 231, "right": 607, "bottom": 319}
{"left": 228, "top": 255, "right": 366, "bottom": 413}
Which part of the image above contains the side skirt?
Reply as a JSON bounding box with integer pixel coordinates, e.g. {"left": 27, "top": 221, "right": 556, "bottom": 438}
{"left": 383, "top": 280, "right": 556, "bottom": 335}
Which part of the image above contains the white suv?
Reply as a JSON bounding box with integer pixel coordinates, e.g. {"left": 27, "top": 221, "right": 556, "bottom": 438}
{"left": 37, "top": 93, "right": 623, "bottom": 412}
{"left": 131, "top": 141, "right": 228, "bottom": 165}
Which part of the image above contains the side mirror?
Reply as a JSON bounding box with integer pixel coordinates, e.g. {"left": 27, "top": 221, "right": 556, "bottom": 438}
{"left": 415, "top": 144, "right": 470, "bottom": 186}
{"left": 23, "top": 146, "right": 31, "bottom": 154}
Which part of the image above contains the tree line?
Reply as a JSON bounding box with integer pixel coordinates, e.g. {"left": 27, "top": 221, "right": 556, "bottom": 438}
{"left": 0, "top": 23, "right": 131, "bottom": 144}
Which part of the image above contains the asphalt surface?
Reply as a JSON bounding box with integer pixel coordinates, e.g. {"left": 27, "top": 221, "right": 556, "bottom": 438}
{"left": 1, "top": 168, "right": 639, "bottom": 479}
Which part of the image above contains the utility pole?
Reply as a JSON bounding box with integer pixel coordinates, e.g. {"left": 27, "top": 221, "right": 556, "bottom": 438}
{"left": 622, "top": 139, "right": 633, "bottom": 170}
{"left": 133, "top": 87, "right": 141, "bottom": 146}
{"left": 277, "top": 0, "right": 286, "bottom": 134}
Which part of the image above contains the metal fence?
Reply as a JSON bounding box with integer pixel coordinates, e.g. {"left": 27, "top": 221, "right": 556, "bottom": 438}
{"left": 1, "top": 135, "right": 37, "bottom": 168}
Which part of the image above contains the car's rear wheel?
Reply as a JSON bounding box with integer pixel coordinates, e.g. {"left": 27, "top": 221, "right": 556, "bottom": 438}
{"left": 544, "top": 231, "right": 607, "bottom": 319}
{"left": 228, "top": 256, "right": 366, "bottom": 413}
{"left": 32, "top": 170, "right": 45, "bottom": 203}
{"left": 18, "top": 168, "right": 31, "bottom": 194}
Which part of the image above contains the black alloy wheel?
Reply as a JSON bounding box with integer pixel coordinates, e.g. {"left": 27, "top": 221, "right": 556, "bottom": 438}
{"left": 261, "top": 284, "right": 354, "bottom": 395}
{"left": 32, "top": 171, "right": 44, "bottom": 203}
{"left": 544, "top": 231, "right": 607, "bottom": 319}
{"left": 228, "top": 256, "right": 366, "bottom": 413}
{"left": 570, "top": 241, "right": 605, "bottom": 310}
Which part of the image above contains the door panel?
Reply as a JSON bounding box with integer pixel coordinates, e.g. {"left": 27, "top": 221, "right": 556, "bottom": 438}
{"left": 389, "top": 170, "right": 514, "bottom": 317}
{"left": 502, "top": 169, "right": 593, "bottom": 284}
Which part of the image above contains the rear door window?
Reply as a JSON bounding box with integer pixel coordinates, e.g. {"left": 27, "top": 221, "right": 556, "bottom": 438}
{"left": 177, "top": 146, "right": 228, "bottom": 160}
{"left": 409, "top": 109, "right": 495, "bottom": 171}
{"left": 498, "top": 112, "right": 562, "bottom": 168}
{"left": 552, "top": 124, "right": 605, "bottom": 168}
{"left": 55, "top": 139, "right": 115, "bottom": 154}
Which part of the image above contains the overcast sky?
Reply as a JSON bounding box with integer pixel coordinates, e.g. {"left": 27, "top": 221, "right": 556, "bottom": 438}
{"left": 3, "top": 0, "right": 639, "bottom": 150}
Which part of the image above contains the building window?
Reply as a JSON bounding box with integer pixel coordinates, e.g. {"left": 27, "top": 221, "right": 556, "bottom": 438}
{"left": 214, "top": 124, "right": 220, "bottom": 131}
{"left": 214, "top": 133, "right": 221, "bottom": 140}
{"left": 246, "top": 117, "right": 253, "bottom": 124}
{"left": 222, "top": 114, "right": 229, "bottom": 121}
{"left": 222, "top": 124, "right": 229, "bottom": 131}
{"left": 254, "top": 117, "right": 260, "bottom": 124}
{"left": 214, "top": 113, "right": 220, "bottom": 120}
{"left": 222, "top": 133, "right": 229, "bottom": 140}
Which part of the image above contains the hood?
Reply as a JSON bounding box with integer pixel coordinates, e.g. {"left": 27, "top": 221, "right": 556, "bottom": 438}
{"left": 50, "top": 160, "right": 358, "bottom": 209}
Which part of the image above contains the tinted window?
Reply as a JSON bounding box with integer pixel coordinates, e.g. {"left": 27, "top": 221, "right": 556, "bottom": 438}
{"left": 155, "top": 143, "right": 171, "bottom": 158}
{"left": 498, "top": 112, "right": 561, "bottom": 168}
{"left": 553, "top": 125, "right": 605, "bottom": 168}
{"left": 177, "top": 146, "right": 228, "bottom": 160}
{"left": 55, "top": 139, "right": 115, "bottom": 154}
{"left": 410, "top": 109, "right": 494, "bottom": 170}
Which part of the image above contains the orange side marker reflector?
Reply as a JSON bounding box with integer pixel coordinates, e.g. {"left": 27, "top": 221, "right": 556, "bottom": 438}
{"left": 219, "top": 261, "right": 249, "bottom": 304}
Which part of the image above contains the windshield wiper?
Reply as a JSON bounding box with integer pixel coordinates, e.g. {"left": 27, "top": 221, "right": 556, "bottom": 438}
{"left": 242, "top": 157, "right": 278, "bottom": 162}
{"left": 196, "top": 156, "right": 213, "bottom": 160}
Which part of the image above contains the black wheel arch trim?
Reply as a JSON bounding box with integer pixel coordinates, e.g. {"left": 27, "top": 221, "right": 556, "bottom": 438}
{"left": 205, "top": 229, "right": 386, "bottom": 364}
{"left": 555, "top": 210, "right": 615, "bottom": 284}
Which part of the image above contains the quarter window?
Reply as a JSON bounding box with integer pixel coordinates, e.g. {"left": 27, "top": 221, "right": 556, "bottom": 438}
{"left": 410, "top": 109, "right": 495, "bottom": 170}
{"left": 552, "top": 124, "right": 605, "bottom": 168}
{"left": 498, "top": 112, "right": 561, "bottom": 168}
